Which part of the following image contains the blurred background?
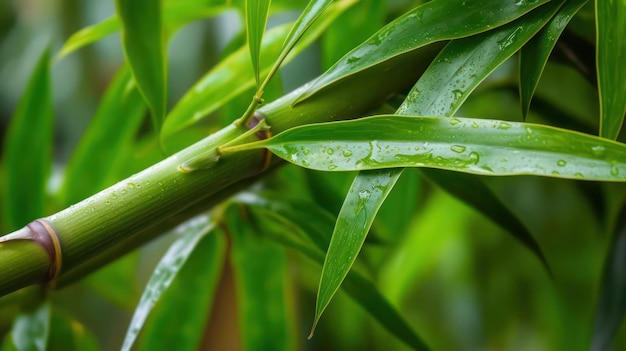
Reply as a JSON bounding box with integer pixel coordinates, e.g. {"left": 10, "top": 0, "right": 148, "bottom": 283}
{"left": 1, "top": 0, "right": 626, "bottom": 350}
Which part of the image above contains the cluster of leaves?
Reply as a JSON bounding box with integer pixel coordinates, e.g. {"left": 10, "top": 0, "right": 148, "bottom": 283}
{"left": 1, "top": 0, "right": 626, "bottom": 350}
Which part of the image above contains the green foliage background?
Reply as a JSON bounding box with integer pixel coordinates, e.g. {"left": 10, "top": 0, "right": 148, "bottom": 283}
{"left": 0, "top": 0, "right": 625, "bottom": 350}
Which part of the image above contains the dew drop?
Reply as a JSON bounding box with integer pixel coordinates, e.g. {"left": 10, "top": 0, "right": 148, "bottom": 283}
{"left": 450, "top": 118, "right": 461, "bottom": 126}
{"left": 327, "top": 148, "right": 334, "bottom": 155}
{"left": 611, "top": 164, "right": 619, "bottom": 176}
{"left": 303, "top": 148, "right": 310, "bottom": 155}
{"left": 343, "top": 150, "right": 353, "bottom": 157}
{"left": 358, "top": 190, "right": 371, "bottom": 200}
{"left": 498, "top": 122, "right": 512, "bottom": 130}
{"left": 127, "top": 182, "right": 136, "bottom": 188}
{"left": 450, "top": 145, "right": 466, "bottom": 153}
{"left": 468, "top": 152, "right": 480, "bottom": 164}
{"left": 591, "top": 145, "right": 605, "bottom": 156}
{"left": 328, "top": 165, "right": 338, "bottom": 170}
{"left": 557, "top": 160, "right": 567, "bottom": 167}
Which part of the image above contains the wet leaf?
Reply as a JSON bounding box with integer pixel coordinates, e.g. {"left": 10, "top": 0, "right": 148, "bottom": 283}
{"left": 519, "top": 0, "right": 587, "bottom": 118}
{"left": 121, "top": 215, "right": 216, "bottom": 351}
{"left": 591, "top": 201, "right": 626, "bottom": 351}
{"left": 311, "top": 169, "right": 399, "bottom": 335}
{"left": 246, "top": 0, "right": 272, "bottom": 86}
{"left": 1, "top": 49, "right": 53, "bottom": 231}
{"left": 58, "top": 65, "right": 145, "bottom": 207}
{"left": 596, "top": 0, "right": 626, "bottom": 139}
{"left": 397, "top": 0, "right": 563, "bottom": 117}
{"left": 295, "top": 0, "right": 550, "bottom": 103}
{"left": 138, "top": 231, "right": 226, "bottom": 351}
{"left": 226, "top": 115, "right": 626, "bottom": 181}
{"left": 396, "top": 2, "right": 567, "bottom": 270}
{"left": 116, "top": 0, "right": 167, "bottom": 132}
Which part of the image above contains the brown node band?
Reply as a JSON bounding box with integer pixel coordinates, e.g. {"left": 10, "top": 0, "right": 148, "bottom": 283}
{"left": 247, "top": 112, "right": 273, "bottom": 171}
{"left": 26, "top": 219, "right": 62, "bottom": 287}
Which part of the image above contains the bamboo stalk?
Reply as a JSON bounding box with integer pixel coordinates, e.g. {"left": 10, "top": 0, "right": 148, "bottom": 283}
{"left": 0, "top": 44, "right": 441, "bottom": 297}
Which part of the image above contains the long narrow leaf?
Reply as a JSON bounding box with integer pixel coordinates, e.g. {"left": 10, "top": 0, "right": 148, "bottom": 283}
{"left": 397, "top": 0, "right": 563, "bottom": 117}
{"left": 303, "top": 3, "right": 565, "bottom": 330}
{"left": 55, "top": 16, "right": 120, "bottom": 61}
{"left": 520, "top": 0, "right": 587, "bottom": 118}
{"left": 121, "top": 215, "right": 216, "bottom": 351}
{"left": 242, "top": 198, "right": 430, "bottom": 350}
{"left": 246, "top": 0, "right": 272, "bottom": 86}
{"left": 295, "top": 0, "right": 550, "bottom": 104}
{"left": 58, "top": 65, "right": 145, "bottom": 207}
{"left": 591, "top": 201, "right": 626, "bottom": 351}
{"left": 225, "top": 115, "right": 626, "bottom": 181}
{"left": 116, "top": 0, "right": 167, "bottom": 132}
{"left": 1, "top": 49, "right": 53, "bottom": 232}
{"left": 138, "top": 231, "right": 226, "bottom": 351}
{"left": 161, "top": 2, "right": 352, "bottom": 143}
{"left": 311, "top": 169, "right": 399, "bottom": 335}
{"left": 226, "top": 206, "right": 293, "bottom": 351}
{"left": 596, "top": 0, "right": 626, "bottom": 139}
{"left": 265, "top": 0, "right": 335, "bottom": 82}
{"left": 56, "top": 2, "right": 233, "bottom": 62}
{"left": 395, "top": 2, "right": 565, "bottom": 269}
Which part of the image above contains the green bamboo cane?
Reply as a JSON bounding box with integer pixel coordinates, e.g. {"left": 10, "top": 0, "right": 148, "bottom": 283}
{"left": 0, "top": 44, "right": 441, "bottom": 297}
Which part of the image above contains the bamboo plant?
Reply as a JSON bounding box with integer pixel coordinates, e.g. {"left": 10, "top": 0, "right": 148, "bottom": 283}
{"left": 1, "top": 0, "right": 625, "bottom": 350}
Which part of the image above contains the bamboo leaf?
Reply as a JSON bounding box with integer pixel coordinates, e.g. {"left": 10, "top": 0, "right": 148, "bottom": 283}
{"left": 311, "top": 169, "right": 399, "bottom": 336}
{"left": 55, "top": 2, "right": 232, "bottom": 62}
{"left": 395, "top": 2, "right": 565, "bottom": 270}
{"left": 58, "top": 65, "right": 145, "bottom": 207}
{"left": 596, "top": 0, "right": 626, "bottom": 139}
{"left": 116, "top": 0, "right": 167, "bottom": 132}
{"left": 397, "top": 0, "right": 563, "bottom": 117}
{"left": 138, "top": 231, "right": 226, "bottom": 351}
{"left": 226, "top": 115, "right": 626, "bottom": 181}
{"left": 9, "top": 303, "right": 50, "bottom": 351}
{"left": 301, "top": 3, "right": 565, "bottom": 330}
{"left": 226, "top": 206, "right": 293, "bottom": 351}
{"left": 1, "top": 49, "right": 53, "bottom": 232}
{"left": 591, "top": 201, "right": 626, "bottom": 351}
{"left": 246, "top": 0, "right": 272, "bottom": 87}
{"left": 295, "top": 0, "right": 550, "bottom": 104}
{"left": 161, "top": 2, "right": 351, "bottom": 144}
{"left": 242, "top": 199, "right": 430, "bottom": 350}
{"left": 54, "top": 16, "right": 120, "bottom": 61}
{"left": 268, "top": 0, "right": 335, "bottom": 81}
{"left": 121, "top": 215, "right": 216, "bottom": 351}
{"left": 520, "top": 0, "right": 587, "bottom": 118}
